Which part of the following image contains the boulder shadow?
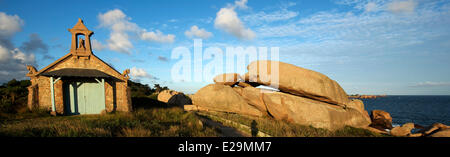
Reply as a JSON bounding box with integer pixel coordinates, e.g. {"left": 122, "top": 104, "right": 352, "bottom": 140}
{"left": 167, "top": 93, "right": 192, "bottom": 107}
{"left": 132, "top": 97, "right": 170, "bottom": 110}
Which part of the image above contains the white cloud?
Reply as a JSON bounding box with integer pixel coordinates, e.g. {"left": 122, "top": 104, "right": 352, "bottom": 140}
{"left": 0, "top": 46, "right": 36, "bottom": 83}
{"left": 247, "top": 0, "right": 450, "bottom": 76}
{"left": 98, "top": 9, "right": 175, "bottom": 54}
{"left": 98, "top": 9, "right": 137, "bottom": 53}
{"left": 387, "top": 0, "right": 416, "bottom": 13}
{"left": 184, "top": 25, "right": 213, "bottom": 39}
{"left": 0, "top": 12, "right": 37, "bottom": 83}
{"left": 242, "top": 9, "right": 299, "bottom": 25}
{"left": 234, "top": 0, "right": 249, "bottom": 9}
{"left": 130, "top": 67, "right": 148, "bottom": 77}
{"left": 107, "top": 31, "right": 133, "bottom": 53}
{"left": 98, "top": 9, "right": 128, "bottom": 27}
{"left": 0, "top": 45, "right": 10, "bottom": 62}
{"left": 91, "top": 39, "right": 106, "bottom": 51}
{"left": 256, "top": 2, "right": 448, "bottom": 45}
{"left": 0, "top": 47, "right": 36, "bottom": 69}
{"left": 214, "top": 7, "right": 255, "bottom": 40}
{"left": 365, "top": 2, "right": 378, "bottom": 12}
{"left": 140, "top": 30, "right": 175, "bottom": 43}
{"left": 0, "top": 12, "right": 23, "bottom": 37}
{"left": 336, "top": 0, "right": 417, "bottom": 14}
{"left": 130, "top": 67, "right": 157, "bottom": 80}
{"left": 411, "top": 81, "right": 450, "bottom": 87}
{"left": 11, "top": 48, "right": 35, "bottom": 63}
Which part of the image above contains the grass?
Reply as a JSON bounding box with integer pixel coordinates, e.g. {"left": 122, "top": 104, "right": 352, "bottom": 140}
{"left": 0, "top": 82, "right": 386, "bottom": 138}
{"left": 198, "top": 111, "right": 387, "bottom": 137}
{"left": 0, "top": 79, "right": 222, "bottom": 137}
{"left": 0, "top": 107, "right": 50, "bottom": 122}
{"left": 0, "top": 106, "right": 387, "bottom": 137}
{"left": 0, "top": 107, "right": 219, "bottom": 137}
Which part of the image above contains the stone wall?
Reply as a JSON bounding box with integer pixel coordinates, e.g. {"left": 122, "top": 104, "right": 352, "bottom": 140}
{"left": 37, "top": 76, "right": 52, "bottom": 110}
{"left": 115, "top": 81, "right": 132, "bottom": 112}
{"left": 54, "top": 80, "right": 64, "bottom": 114}
{"left": 27, "top": 54, "right": 132, "bottom": 114}
{"left": 105, "top": 80, "right": 115, "bottom": 112}
{"left": 48, "top": 55, "right": 125, "bottom": 79}
{"left": 27, "top": 84, "right": 38, "bottom": 110}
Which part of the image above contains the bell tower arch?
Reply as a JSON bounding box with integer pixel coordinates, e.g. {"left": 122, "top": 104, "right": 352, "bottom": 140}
{"left": 68, "top": 18, "right": 94, "bottom": 58}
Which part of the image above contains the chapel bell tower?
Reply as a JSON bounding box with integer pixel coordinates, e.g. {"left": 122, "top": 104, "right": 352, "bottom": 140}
{"left": 68, "top": 18, "right": 93, "bottom": 59}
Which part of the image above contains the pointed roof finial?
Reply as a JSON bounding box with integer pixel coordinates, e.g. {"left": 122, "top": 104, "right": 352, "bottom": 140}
{"left": 70, "top": 18, "right": 89, "bottom": 31}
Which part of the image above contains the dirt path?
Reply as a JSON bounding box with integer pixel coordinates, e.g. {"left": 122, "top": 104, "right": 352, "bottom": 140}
{"left": 197, "top": 114, "right": 250, "bottom": 137}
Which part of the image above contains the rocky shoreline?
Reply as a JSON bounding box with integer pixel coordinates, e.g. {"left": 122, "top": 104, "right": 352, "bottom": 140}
{"left": 158, "top": 60, "right": 449, "bottom": 137}
{"left": 369, "top": 110, "right": 450, "bottom": 137}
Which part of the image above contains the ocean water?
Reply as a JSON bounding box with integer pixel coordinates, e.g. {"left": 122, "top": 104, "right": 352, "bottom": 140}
{"left": 362, "top": 96, "right": 450, "bottom": 127}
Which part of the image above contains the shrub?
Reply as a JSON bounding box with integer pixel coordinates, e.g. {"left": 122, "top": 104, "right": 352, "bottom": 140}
{"left": 0, "top": 79, "right": 30, "bottom": 113}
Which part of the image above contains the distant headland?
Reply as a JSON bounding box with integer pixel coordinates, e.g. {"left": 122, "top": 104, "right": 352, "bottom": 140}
{"left": 348, "top": 94, "right": 387, "bottom": 99}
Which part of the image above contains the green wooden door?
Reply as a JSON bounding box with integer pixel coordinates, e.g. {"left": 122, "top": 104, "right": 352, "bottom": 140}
{"left": 64, "top": 81, "right": 105, "bottom": 115}
{"left": 83, "top": 82, "right": 104, "bottom": 114}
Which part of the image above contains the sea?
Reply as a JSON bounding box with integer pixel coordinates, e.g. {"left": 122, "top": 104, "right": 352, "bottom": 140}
{"left": 362, "top": 95, "right": 450, "bottom": 127}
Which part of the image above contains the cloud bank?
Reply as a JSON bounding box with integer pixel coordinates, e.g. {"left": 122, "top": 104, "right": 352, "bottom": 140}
{"left": 130, "top": 67, "right": 158, "bottom": 82}
{"left": 0, "top": 12, "right": 40, "bottom": 83}
{"left": 411, "top": 81, "right": 450, "bottom": 87}
{"left": 97, "top": 9, "right": 175, "bottom": 54}
{"left": 387, "top": 0, "right": 417, "bottom": 13}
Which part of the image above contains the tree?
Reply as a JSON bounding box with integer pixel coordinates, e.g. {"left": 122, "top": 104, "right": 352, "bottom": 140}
{"left": 0, "top": 79, "right": 30, "bottom": 112}
{"left": 1, "top": 79, "right": 29, "bottom": 105}
{"left": 154, "top": 84, "right": 169, "bottom": 93}
{"left": 154, "top": 84, "right": 162, "bottom": 93}
{"left": 128, "top": 81, "right": 155, "bottom": 97}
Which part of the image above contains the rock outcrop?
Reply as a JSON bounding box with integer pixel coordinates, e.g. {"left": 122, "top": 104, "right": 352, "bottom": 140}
{"left": 183, "top": 104, "right": 208, "bottom": 112}
{"left": 193, "top": 84, "right": 371, "bottom": 130}
{"left": 420, "top": 123, "right": 450, "bottom": 137}
{"left": 369, "top": 110, "right": 393, "bottom": 131}
{"left": 191, "top": 84, "right": 263, "bottom": 117}
{"left": 250, "top": 86, "right": 370, "bottom": 130}
{"left": 157, "top": 90, "right": 192, "bottom": 107}
{"left": 430, "top": 129, "right": 450, "bottom": 137}
{"left": 364, "top": 110, "right": 449, "bottom": 137}
{"left": 348, "top": 99, "right": 371, "bottom": 122}
{"left": 390, "top": 123, "right": 416, "bottom": 137}
{"left": 213, "top": 73, "right": 242, "bottom": 86}
{"left": 244, "top": 60, "right": 351, "bottom": 106}
{"left": 188, "top": 60, "right": 374, "bottom": 131}
{"left": 158, "top": 90, "right": 179, "bottom": 103}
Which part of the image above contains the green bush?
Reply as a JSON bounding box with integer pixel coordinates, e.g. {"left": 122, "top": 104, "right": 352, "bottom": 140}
{"left": 0, "top": 79, "right": 30, "bottom": 113}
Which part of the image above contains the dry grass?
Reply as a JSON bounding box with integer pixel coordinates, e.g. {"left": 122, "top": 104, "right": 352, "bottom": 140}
{"left": 199, "top": 111, "right": 386, "bottom": 137}
{"left": 0, "top": 107, "right": 219, "bottom": 137}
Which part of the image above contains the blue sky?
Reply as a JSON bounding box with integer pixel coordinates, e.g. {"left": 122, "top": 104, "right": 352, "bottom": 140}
{"left": 1, "top": 0, "right": 450, "bottom": 95}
